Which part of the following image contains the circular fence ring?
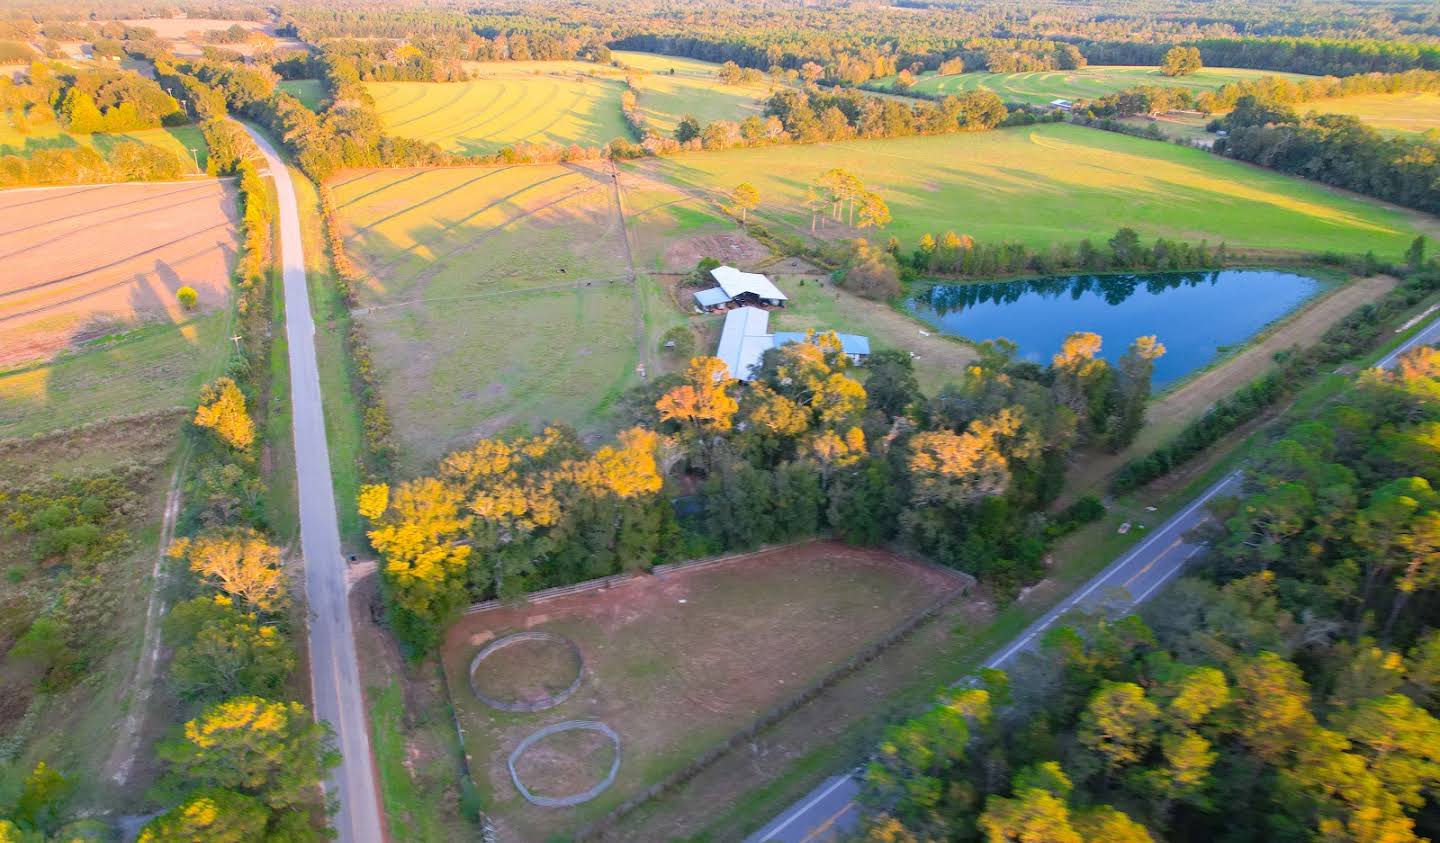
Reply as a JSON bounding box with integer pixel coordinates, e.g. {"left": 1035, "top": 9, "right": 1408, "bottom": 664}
{"left": 508, "top": 720, "right": 622, "bottom": 808}
{"left": 468, "top": 631, "right": 584, "bottom": 713}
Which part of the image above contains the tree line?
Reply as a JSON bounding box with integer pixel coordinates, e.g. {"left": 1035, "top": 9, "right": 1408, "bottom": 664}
{"left": 1214, "top": 98, "right": 1440, "bottom": 216}
{"left": 361, "top": 321, "right": 1171, "bottom": 650}
{"left": 860, "top": 344, "right": 1440, "bottom": 843}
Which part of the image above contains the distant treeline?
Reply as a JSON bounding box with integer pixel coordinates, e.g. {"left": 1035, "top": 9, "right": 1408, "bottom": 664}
{"left": 1079, "top": 69, "right": 1440, "bottom": 119}
{"left": 1215, "top": 98, "right": 1440, "bottom": 215}
{"left": 1072, "top": 36, "right": 1440, "bottom": 75}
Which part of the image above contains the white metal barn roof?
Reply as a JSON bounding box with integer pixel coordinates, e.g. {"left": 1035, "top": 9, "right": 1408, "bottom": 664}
{"left": 711, "top": 266, "right": 789, "bottom": 302}
{"left": 693, "top": 287, "right": 731, "bottom": 308}
{"left": 715, "top": 306, "right": 774, "bottom": 381}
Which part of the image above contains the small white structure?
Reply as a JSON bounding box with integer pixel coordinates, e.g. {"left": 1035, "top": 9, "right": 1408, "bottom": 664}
{"left": 1049, "top": 98, "right": 1074, "bottom": 111}
{"left": 714, "top": 306, "right": 870, "bottom": 381}
{"left": 693, "top": 265, "right": 789, "bottom": 312}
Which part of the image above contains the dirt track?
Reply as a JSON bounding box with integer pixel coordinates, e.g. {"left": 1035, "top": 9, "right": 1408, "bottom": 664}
{"left": 0, "top": 180, "right": 239, "bottom": 366}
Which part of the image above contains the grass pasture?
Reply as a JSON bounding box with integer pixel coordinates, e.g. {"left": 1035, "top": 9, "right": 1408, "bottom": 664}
{"left": 626, "top": 122, "right": 1422, "bottom": 256}
{"left": 1303, "top": 92, "right": 1440, "bottom": 136}
{"left": 0, "top": 118, "right": 208, "bottom": 168}
{"left": 441, "top": 542, "right": 962, "bottom": 840}
{"left": 368, "top": 74, "right": 630, "bottom": 154}
{"left": 0, "top": 178, "right": 239, "bottom": 365}
{"left": 612, "top": 50, "right": 775, "bottom": 134}
{"left": 332, "top": 164, "right": 640, "bottom": 471}
{"left": 890, "top": 65, "right": 1313, "bottom": 105}
{"left": 279, "top": 79, "right": 327, "bottom": 111}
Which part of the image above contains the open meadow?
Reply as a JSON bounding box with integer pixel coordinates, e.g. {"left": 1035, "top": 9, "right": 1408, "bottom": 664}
{"left": 332, "top": 163, "right": 641, "bottom": 471}
{"left": 441, "top": 542, "right": 964, "bottom": 840}
{"left": 890, "top": 65, "right": 1314, "bottom": 104}
{"left": 368, "top": 72, "right": 630, "bottom": 154}
{"left": 612, "top": 50, "right": 775, "bottom": 134}
{"left": 1302, "top": 92, "right": 1440, "bottom": 136}
{"left": 278, "top": 79, "right": 327, "bottom": 111}
{"left": 0, "top": 179, "right": 239, "bottom": 365}
{"left": 0, "top": 119, "right": 208, "bottom": 167}
{"left": 625, "top": 122, "right": 1422, "bottom": 255}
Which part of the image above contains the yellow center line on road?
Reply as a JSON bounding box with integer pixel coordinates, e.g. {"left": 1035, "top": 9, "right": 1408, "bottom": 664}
{"left": 1123, "top": 537, "right": 1183, "bottom": 589}
{"left": 802, "top": 800, "right": 859, "bottom": 843}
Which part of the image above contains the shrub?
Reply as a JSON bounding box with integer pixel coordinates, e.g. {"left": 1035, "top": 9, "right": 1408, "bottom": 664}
{"left": 176, "top": 286, "right": 199, "bottom": 310}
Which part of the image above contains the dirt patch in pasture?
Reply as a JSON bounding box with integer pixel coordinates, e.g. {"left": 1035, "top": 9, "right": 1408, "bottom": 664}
{"left": 0, "top": 180, "right": 239, "bottom": 366}
{"left": 663, "top": 231, "right": 770, "bottom": 273}
{"left": 442, "top": 541, "right": 964, "bottom": 840}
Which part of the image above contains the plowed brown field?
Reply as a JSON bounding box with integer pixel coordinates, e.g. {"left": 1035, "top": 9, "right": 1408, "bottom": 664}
{"left": 0, "top": 179, "right": 239, "bottom": 366}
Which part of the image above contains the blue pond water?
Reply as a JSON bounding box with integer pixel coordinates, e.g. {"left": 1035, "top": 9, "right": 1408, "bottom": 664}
{"left": 907, "top": 269, "right": 1325, "bottom": 386}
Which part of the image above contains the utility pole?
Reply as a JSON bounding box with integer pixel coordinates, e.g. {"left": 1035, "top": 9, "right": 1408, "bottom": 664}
{"left": 190, "top": 147, "right": 200, "bottom": 171}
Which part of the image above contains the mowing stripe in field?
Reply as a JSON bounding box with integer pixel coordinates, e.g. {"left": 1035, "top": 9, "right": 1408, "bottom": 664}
{"left": 0, "top": 190, "right": 229, "bottom": 261}
{"left": 334, "top": 170, "right": 431, "bottom": 209}
{"left": 387, "top": 84, "right": 478, "bottom": 130}
{"left": 0, "top": 182, "right": 217, "bottom": 239}
{"left": 343, "top": 169, "right": 514, "bottom": 237}
{"left": 0, "top": 237, "right": 232, "bottom": 322}
{"left": 2, "top": 221, "right": 233, "bottom": 302}
{"left": 433, "top": 82, "right": 519, "bottom": 140}
{"left": 463, "top": 80, "right": 565, "bottom": 143}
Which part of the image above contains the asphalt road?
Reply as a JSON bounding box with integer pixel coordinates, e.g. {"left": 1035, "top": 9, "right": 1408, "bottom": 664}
{"left": 1376, "top": 308, "right": 1440, "bottom": 370}
{"left": 746, "top": 469, "right": 1246, "bottom": 843}
{"left": 242, "top": 124, "right": 385, "bottom": 843}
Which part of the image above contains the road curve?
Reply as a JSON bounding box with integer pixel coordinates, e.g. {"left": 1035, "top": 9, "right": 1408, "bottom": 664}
{"left": 240, "top": 123, "right": 385, "bottom": 843}
{"left": 747, "top": 470, "right": 1245, "bottom": 843}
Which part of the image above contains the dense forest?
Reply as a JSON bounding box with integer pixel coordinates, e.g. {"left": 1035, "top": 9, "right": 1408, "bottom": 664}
{"left": 861, "top": 347, "right": 1440, "bottom": 843}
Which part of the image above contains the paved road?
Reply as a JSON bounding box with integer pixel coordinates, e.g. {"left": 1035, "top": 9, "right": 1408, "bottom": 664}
{"left": 747, "top": 469, "right": 1246, "bottom": 843}
{"left": 1376, "top": 308, "right": 1440, "bottom": 370}
{"left": 242, "top": 124, "right": 385, "bottom": 843}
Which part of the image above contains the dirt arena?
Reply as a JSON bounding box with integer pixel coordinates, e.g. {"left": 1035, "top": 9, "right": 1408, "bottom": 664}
{"left": 0, "top": 179, "right": 239, "bottom": 366}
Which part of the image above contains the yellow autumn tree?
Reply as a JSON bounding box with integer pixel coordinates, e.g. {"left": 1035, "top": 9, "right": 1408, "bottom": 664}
{"left": 585, "top": 427, "right": 664, "bottom": 499}
{"left": 366, "top": 477, "right": 473, "bottom": 622}
{"left": 194, "top": 377, "right": 255, "bottom": 451}
{"left": 357, "top": 483, "right": 390, "bottom": 521}
{"left": 908, "top": 408, "right": 1031, "bottom": 507}
{"left": 169, "top": 527, "right": 285, "bottom": 612}
{"left": 657, "top": 356, "right": 739, "bottom": 434}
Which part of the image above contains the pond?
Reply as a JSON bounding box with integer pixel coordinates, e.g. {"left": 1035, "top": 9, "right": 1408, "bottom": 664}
{"left": 907, "top": 269, "right": 1326, "bottom": 387}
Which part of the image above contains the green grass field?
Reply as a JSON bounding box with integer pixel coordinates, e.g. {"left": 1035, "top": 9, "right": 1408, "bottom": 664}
{"left": 887, "top": 65, "right": 1314, "bottom": 105}
{"left": 331, "top": 164, "right": 640, "bottom": 470}
{"left": 626, "top": 122, "right": 1421, "bottom": 256}
{"left": 0, "top": 313, "right": 230, "bottom": 439}
{"left": 368, "top": 74, "right": 631, "bottom": 154}
{"left": 0, "top": 117, "right": 208, "bottom": 169}
{"left": 278, "top": 79, "right": 326, "bottom": 112}
{"left": 1302, "top": 92, "right": 1440, "bottom": 136}
{"left": 612, "top": 50, "right": 774, "bottom": 134}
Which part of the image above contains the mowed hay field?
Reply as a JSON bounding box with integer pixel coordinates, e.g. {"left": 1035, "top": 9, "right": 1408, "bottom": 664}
{"left": 1304, "top": 92, "right": 1440, "bottom": 136}
{"left": 369, "top": 72, "right": 630, "bottom": 154}
{"left": 332, "top": 164, "right": 640, "bottom": 471}
{"left": 441, "top": 543, "right": 963, "bottom": 840}
{"left": 627, "top": 122, "right": 1422, "bottom": 255}
{"left": 0, "top": 179, "right": 239, "bottom": 365}
{"left": 613, "top": 50, "right": 774, "bottom": 134}
{"left": 894, "top": 65, "right": 1314, "bottom": 104}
